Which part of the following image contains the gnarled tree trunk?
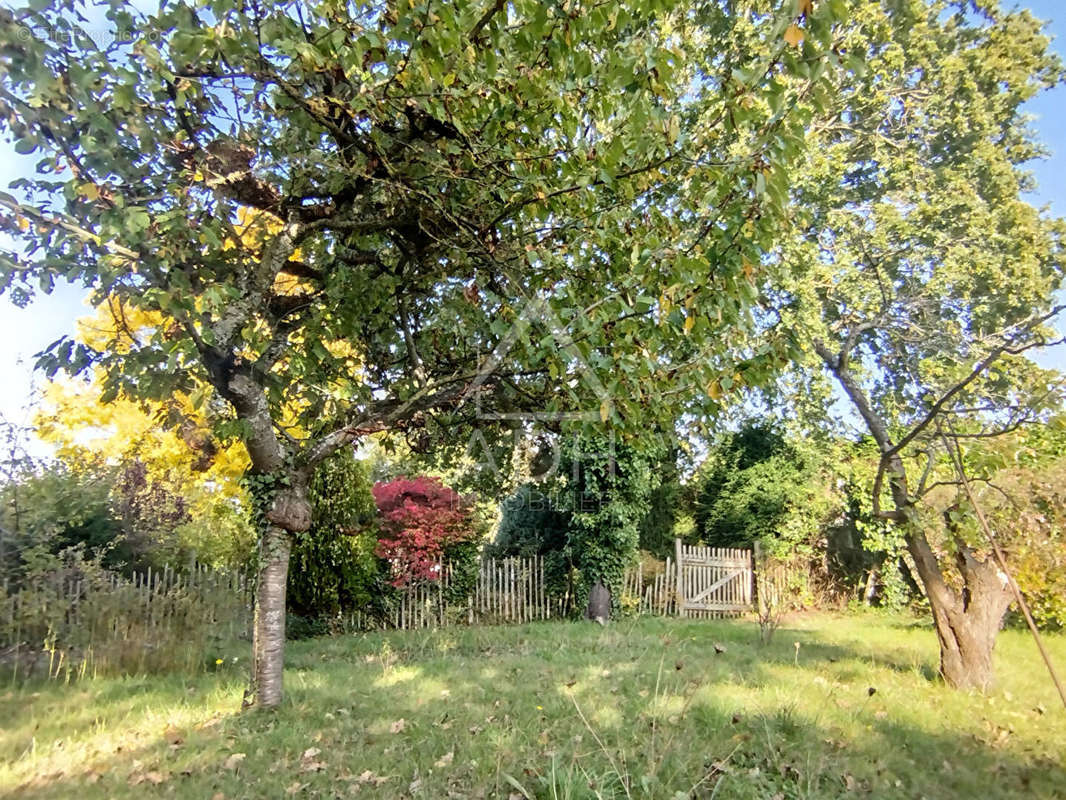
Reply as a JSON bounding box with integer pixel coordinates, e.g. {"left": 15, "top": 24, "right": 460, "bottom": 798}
{"left": 907, "top": 530, "right": 1011, "bottom": 690}
{"left": 817, "top": 343, "right": 1013, "bottom": 691}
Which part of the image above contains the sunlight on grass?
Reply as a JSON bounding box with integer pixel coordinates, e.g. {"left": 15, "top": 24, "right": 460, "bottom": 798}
{"left": 2, "top": 612, "right": 1065, "bottom": 799}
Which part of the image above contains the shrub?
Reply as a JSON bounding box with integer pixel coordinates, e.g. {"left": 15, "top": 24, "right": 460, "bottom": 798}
{"left": 492, "top": 483, "right": 570, "bottom": 557}
{"left": 0, "top": 459, "right": 193, "bottom": 581}
{"left": 372, "top": 476, "right": 477, "bottom": 586}
{"left": 287, "top": 448, "right": 382, "bottom": 619}
{"left": 695, "top": 424, "right": 814, "bottom": 550}
{"left": 491, "top": 483, "right": 574, "bottom": 600}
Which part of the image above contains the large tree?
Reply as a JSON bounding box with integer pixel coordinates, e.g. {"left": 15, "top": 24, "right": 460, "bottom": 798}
{"left": 775, "top": 0, "right": 1065, "bottom": 688}
{"left": 0, "top": 0, "right": 840, "bottom": 705}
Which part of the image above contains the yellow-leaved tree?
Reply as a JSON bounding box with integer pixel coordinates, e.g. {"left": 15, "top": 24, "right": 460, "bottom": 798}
{"left": 35, "top": 302, "right": 255, "bottom": 568}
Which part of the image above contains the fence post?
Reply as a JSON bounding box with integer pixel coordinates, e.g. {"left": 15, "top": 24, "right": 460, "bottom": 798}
{"left": 674, "top": 538, "right": 685, "bottom": 618}
{"left": 752, "top": 540, "right": 763, "bottom": 613}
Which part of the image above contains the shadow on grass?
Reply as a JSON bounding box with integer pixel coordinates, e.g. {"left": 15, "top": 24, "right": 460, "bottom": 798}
{"left": 4, "top": 617, "right": 1063, "bottom": 800}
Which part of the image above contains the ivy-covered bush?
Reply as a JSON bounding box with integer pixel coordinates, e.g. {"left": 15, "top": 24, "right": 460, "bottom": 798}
{"left": 372, "top": 476, "right": 477, "bottom": 587}
{"left": 287, "top": 448, "right": 381, "bottom": 622}
{"left": 564, "top": 436, "right": 658, "bottom": 618}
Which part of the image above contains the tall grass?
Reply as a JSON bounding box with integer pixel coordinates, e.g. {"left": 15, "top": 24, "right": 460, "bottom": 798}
{"left": 1, "top": 561, "right": 249, "bottom": 683}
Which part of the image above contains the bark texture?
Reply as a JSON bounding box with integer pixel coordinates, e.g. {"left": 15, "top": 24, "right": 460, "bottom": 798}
{"left": 816, "top": 342, "right": 1013, "bottom": 690}
{"left": 586, "top": 581, "right": 611, "bottom": 622}
{"left": 253, "top": 524, "right": 292, "bottom": 709}
{"left": 907, "top": 531, "right": 1011, "bottom": 690}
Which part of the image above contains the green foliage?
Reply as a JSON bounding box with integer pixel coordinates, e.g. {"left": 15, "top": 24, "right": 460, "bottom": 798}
{"left": 0, "top": 462, "right": 120, "bottom": 579}
{"left": 775, "top": 0, "right": 1066, "bottom": 510}
{"left": 287, "top": 448, "right": 381, "bottom": 620}
{"left": 565, "top": 435, "right": 659, "bottom": 609}
{"left": 492, "top": 484, "right": 571, "bottom": 559}
{"left": 0, "top": 458, "right": 205, "bottom": 580}
{"left": 491, "top": 482, "right": 574, "bottom": 597}
{"left": 636, "top": 450, "right": 683, "bottom": 559}
{"left": 694, "top": 424, "right": 813, "bottom": 551}
{"left": 0, "top": 0, "right": 846, "bottom": 469}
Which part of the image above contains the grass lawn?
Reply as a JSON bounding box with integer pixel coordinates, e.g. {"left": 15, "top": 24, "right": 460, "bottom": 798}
{"left": 2, "top": 611, "right": 1065, "bottom": 799}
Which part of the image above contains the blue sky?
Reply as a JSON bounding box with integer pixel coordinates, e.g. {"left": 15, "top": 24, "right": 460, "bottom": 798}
{"left": 1, "top": 1, "right": 1065, "bottom": 428}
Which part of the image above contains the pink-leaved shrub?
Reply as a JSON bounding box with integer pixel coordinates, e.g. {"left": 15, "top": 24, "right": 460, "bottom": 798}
{"left": 372, "top": 476, "right": 475, "bottom": 586}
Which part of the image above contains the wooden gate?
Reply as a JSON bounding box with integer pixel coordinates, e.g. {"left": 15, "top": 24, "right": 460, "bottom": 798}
{"left": 674, "top": 540, "right": 752, "bottom": 617}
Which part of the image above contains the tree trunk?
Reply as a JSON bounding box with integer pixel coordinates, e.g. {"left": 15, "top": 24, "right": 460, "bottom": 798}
{"left": 816, "top": 348, "right": 1014, "bottom": 692}
{"left": 931, "top": 604, "right": 998, "bottom": 690}
{"left": 253, "top": 524, "right": 291, "bottom": 708}
{"left": 906, "top": 531, "right": 1011, "bottom": 690}
{"left": 250, "top": 483, "right": 312, "bottom": 709}
{"left": 586, "top": 581, "right": 611, "bottom": 622}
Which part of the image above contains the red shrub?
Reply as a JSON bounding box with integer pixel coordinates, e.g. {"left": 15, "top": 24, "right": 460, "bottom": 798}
{"left": 372, "top": 476, "right": 475, "bottom": 586}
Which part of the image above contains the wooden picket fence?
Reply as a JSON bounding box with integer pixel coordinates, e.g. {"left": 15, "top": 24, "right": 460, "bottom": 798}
{"left": 619, "top": 556, "right": 679, "bottom": 616}
{"left": 1, "top": 563, "right": 251, "bottom": 681}
{"left": 3, "top": 546, "right": 798, "bottom": 680}
{"left": 344, "top": 556, "right": 567, "bottom": 631}
{"left": 352, "top": 546, "right": 756, "bottom": 631}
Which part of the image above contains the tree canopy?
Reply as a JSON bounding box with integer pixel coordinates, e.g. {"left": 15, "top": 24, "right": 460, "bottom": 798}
{"left": 768, "top": 0, "right": 1066, "bottom": 689}
{"left": 0, "top": 0, "right": 846, "bottom": 705}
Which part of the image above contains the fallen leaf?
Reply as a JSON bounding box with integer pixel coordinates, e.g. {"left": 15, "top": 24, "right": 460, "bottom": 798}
{"left": 355, "top": 769, "right": 389, "bottom": 786}
{"left": 434, "top": 751, "right": 454, "bottom": 768}
{"left": 163, "top": 727, "right": 184, "bottom": 746}
{"left": 286, "top": 781, "right": 304, "bottom": 795}
{"left": 302, "top": 748, "right": 321, "bottom": 761}
{"left": 223, "top": 753, "right": 246, "bottom": 770}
